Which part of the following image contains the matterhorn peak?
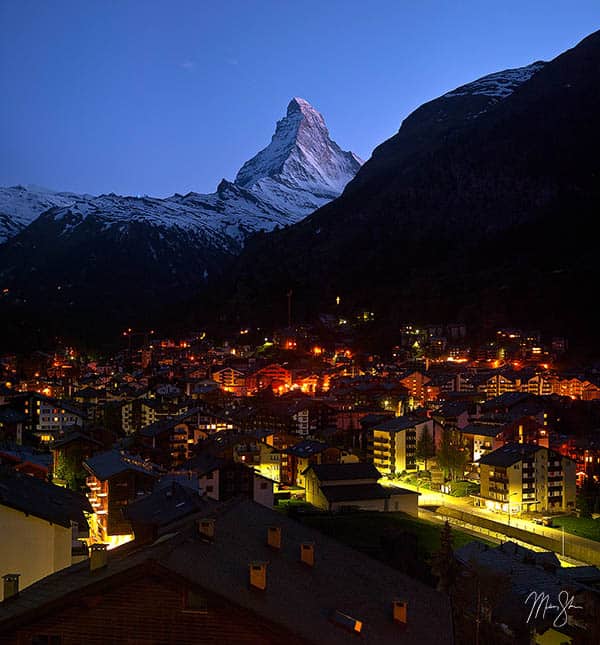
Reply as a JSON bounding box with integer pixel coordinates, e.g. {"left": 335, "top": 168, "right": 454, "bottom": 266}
{"left": 234, "top": 97, "right": 362, "bottom": 197}
{"left": 287, "top": 96, "right": 320, "bottom": 118}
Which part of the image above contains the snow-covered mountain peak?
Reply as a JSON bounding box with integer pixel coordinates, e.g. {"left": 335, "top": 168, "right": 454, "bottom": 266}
{"left": 234, "top": 97, "right": 362, "bottom": 199}
{"left": 1, "top": 97, "right": 362, "bottom": 246}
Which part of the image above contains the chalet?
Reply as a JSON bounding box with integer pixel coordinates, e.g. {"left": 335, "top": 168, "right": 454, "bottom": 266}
{"left": 432, "top": 400, "right": 474, "bottom": 430}
{"left": 460, "top": 422, "right": 504, "bottom": 463}
{"left": 211, "top": 366, "right": 248, "bottom": 395}
{"left": 181, "top": 454, "right": 274, "bottom": 508}
{"left": 8, "top": 394, "right": 85, "bottom": 444}
{"left": 83, "top": 450, "right": 160, "bottom": 546}
{"left": 303, "top": 462, "right": 418, "bottom": 514}
{"left": 281, "top": 439, "right": 341, "bottom": 488}
{"left": 248, "top": 363, "right": 292, "bottom": 393}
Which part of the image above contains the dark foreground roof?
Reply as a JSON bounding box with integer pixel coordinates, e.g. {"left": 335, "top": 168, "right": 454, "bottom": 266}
{"left": 0, "top": 499, "right": 453, "bottom": 644}
{"left": 0, "top": 468, "right": 91, "bottom": 529}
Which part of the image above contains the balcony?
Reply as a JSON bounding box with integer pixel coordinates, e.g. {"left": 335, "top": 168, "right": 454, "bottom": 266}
{"left": 372, "top": 451, "right": 389, "bottom": 459}
{"left": 489, "top": 476, "right": 508, "bottom": 485}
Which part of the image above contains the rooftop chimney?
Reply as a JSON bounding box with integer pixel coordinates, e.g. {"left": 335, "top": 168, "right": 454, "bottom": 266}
{"left": 249, "top": 562, "right": 268, "bottom": 590}
{"left": 392, "top": 600, "right": 408, "bottom": 626}
{"left": 300, "top": 542, "right": 315, "bottom": 566}
{"left": 198, "top": 518, "right": 215, "bottom": 541}
{"left": 89, "top": 544, "right": 108, "bottom": 572}
{"left": 267, "top": 526, "right": 281, "bottom": 550}
{"left": 2, "top": 574, "right": 20, "bottom": 601}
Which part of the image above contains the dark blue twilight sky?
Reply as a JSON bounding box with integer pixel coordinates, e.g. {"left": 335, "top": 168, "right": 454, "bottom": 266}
{"left": 1, "top": 1, "right": 599, "bottom": 197}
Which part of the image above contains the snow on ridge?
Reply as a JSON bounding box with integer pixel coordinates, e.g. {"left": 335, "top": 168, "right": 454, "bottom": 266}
{"left": 0, "top": 97, "right": 363, "bottom": 247}
{"left": 444, "top": 61, "right": 546, "bottom": 100}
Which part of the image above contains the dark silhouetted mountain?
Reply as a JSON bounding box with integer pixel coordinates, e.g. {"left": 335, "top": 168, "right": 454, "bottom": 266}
{"left": 227, "top": 31, "right": 600, "bottom": 353}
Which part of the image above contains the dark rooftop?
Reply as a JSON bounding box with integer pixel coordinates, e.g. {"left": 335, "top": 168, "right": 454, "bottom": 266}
{"left": 372, "top": 415, "right": 424, "bottom": 433}
{"left": 477, "top": 442, "right": 542, "bottom": 467}
{"left": 461, "top": 423, "right": 504, "bottom": 438}
{"left": 0, "top": 468, "right": 91, "bottom": 529}
{"left": 0, "top": 499, "right": 453, "bottom": 644}
{"left": 51, "top": 431, "right": 103, "bottom": 450}
{"left": 123, "top": 481, "right": 217, "bottom": 528}
{"left": 285, "top": 439, "right": 329, "bottom": 458}
{"left": 307, "top": 462, "right": 382, "bottom": 482}
{"left": 84, "top": 450, "right": 160, "bottom": 481}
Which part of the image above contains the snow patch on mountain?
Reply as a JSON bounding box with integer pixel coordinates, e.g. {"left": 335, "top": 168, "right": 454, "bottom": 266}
{"left": 0, "top": 185, "right": 92, "bottom": 242}
{"left": 444, "top": 62, "right": 546, "bottom": 100}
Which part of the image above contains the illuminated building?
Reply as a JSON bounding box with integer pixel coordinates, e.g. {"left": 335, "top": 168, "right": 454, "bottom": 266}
{"left": 304, "top": 462, "right": 419, "bottom": 514}
{"left": 83, "top": 450, "right": 159, "bottom": 546}
{"left": 474, "top": 443, "right": 576, "bottom": 514}
{"left": 369, "top": 415, "right": 441, "bottom": 475}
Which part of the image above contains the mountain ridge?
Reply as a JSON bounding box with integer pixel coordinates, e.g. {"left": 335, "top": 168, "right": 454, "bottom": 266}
{"left": 0, "top": 98, "right": 361, "bottom": 246}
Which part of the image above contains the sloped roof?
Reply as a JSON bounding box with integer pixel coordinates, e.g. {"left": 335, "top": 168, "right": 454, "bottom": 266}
{"left": 307, "top": 462, "right": 382, "bottom": 482}
{"left": 0, "top": 499, "right": 453, "bottom": 644}
{"left": 461, "top": 423, "right": 504, "bottom": 438}
{"left": 372, "top": 415, "right": 424, "bottom": 433}
{"left": 51, "top": 431, "right": 103, "bottom": 449}
{"left": 123, "top": 482, "right": 217, "bottom": 527}
{"left": 0, "top": 468, "right": 91, "bottom": 529}
{"left": 83, "top": 450, "right": 160, "bottom": 481}
{"left": 286, "top": 440, "right": 329, "bottom": 458}
{"left": 477, "top": 442, "right": 542, "bottom": 467}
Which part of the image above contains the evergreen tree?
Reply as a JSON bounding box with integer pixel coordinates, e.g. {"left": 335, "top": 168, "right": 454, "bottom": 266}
{"left": 416, "top": 426, "right": 436, "bottom": 471}
{"left": 431, "top": 520, "right": 458, "bottom": 594}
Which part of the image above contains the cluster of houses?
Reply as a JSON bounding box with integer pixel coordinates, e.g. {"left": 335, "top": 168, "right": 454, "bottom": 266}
{"left": 1, "top": 329, "right": 600, "bottom": 642}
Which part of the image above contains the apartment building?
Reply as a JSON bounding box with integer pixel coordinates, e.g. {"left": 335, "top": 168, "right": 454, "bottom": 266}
{"left": 370, "top": 415, "right": 439, "bottom": 476}
{"left": 474, "top": 443, "right": 576, "bottom": 514}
